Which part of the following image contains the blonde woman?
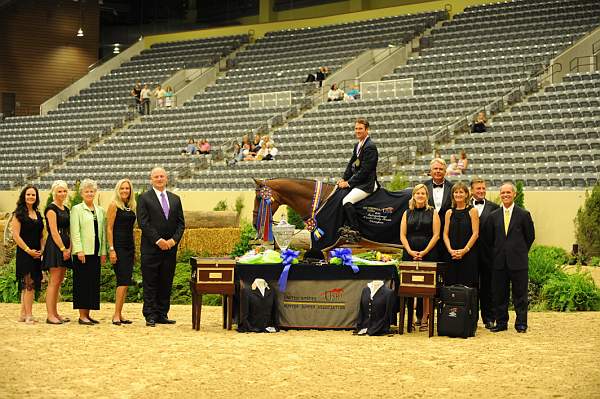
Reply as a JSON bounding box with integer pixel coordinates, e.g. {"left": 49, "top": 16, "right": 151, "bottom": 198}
{"left": 42, "top": 180, "right": 72, "bottom": 324}
{"left": 400, "top": 184, "right": 441, "bottom": 331}
{"left": 70, "top": 179, "right": 107, "bottom": 325}
{"left": 443, "top": 182, "right": 479, "bottom": 288}
{"left": 106, "top": 179, "right": 137, "bottom": 325}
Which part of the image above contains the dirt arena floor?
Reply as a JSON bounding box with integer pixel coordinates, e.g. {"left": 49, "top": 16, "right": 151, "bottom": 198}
{"left": 1, "top": 303, "right": 599, "bottom": 399}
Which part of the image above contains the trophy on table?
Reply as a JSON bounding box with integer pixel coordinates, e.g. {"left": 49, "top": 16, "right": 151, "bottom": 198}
{"left": 272, "top": 219, "right": 295, "bottom": 251}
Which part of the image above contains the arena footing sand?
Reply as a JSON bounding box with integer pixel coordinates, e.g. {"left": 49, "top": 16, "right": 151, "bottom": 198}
{"left": 1, "top": 303, "right": 599, "bottom": 399}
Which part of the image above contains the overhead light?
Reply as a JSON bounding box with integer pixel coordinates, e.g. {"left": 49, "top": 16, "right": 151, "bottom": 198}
{"left": 113, "top": 44, "right": 120, "bottom": 54}
{"left": 77, "top": 27, "right": 84, "bottom": 37}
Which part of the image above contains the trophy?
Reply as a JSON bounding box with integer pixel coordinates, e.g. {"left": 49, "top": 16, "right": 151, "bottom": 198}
{"left": 272, "top": 219, "right": 295, "bottom": 251}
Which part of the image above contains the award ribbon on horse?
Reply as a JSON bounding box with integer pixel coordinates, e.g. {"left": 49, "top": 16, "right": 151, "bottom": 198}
{"left": 256, "top": 185, "right": 274, "bottom": 242}
{"left": 305, "top": 180, "right": 325, "bottom": 241}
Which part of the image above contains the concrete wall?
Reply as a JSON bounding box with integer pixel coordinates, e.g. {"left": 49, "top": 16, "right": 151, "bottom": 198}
{"left": 0, "top": 189, "right": 590, "bottom": 251}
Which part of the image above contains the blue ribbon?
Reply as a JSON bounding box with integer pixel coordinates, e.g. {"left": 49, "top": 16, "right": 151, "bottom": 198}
{"left": 329, "top": 248, "right": 359, "bottom": 273}
{"left": 278, "top": 249, "right": 299, "bottom": 292}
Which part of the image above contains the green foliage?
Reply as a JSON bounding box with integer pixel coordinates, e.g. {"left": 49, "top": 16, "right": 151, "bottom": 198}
{"left": 234, "top": 195, "right": 245, "bottom": 218}
{"left": 213, "top": 199, "right": 228, "bottom": 211}
{"left": 528, "top": 245, "right": 569, "bottom": 303}
{"left": 177, "top": 248, "right": 198, "bottom": 264}
{"left": 45, "top": 192, "right": 54, "bottom": 210}
{"left": 515, "top": 180, "right": 525, "bottom": 209}
{"left": 69, "top": 181, "right": 83, "bottom": 208}
{"left": 0, "top": 260, "right": 19, "bottom": 303}
{"left": 386, "top": 172, "right": 410, "bottom": 192}
{"left": 589, "top": 257, "right": 600, "bottom": 267}
{"left": 231, "top": 222, "right": 256, "bottom": 257}
{"left": 170, "top": 263, "right": 193, "bottom": 304}
{"left": 574, "top": 184, "right": 600, "bottom": 260}
{"left": 540, "top": 270, "right": 600, "bottom": 311}
{"left": 286, "top": 206, "right": 305, "bottom": 229}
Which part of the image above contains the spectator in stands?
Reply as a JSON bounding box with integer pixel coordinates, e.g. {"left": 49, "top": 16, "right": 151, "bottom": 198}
{"left": 446, "top": 154, "right": 461, "bottom": 176}
{"left": 131, "top": 81, "right": 142, "bottom": 114}
{"left": 242, "top": 143, "right": 255, "bottom": 161}
{"left": 153, "top": 84, "right": 166, "bottom": 108}
{"left": 140, "top": 84, "right": 152, "bottom": 115}
{"left": 252, "top": 134, "right": 263, "bottom": 153}
{"left": 241, "top": 134, "right": 252, "bottom": 149}
{"left": 471, "top": 111, "right": 487, "bottom": 133}
{"left": 106, "top": 178, "right": 136, "bottom": 326}
{"left": 228, "top": 142, "right": 243, "bottom": 166}
{"left": 199, "top": 138, "right": 211, "bottom": 155}
{"left": 164, "top": 86, "right": 174, "bottom": 107}
{"left": 181, "top": 138, "right": 197, "bottom": 155}
{"left": 316, "top": 66, "right": 328, "bottom": 87}
{"left": 42, "top": 180, "right": 72, "bottom": 325}
{"left": 12, "top": 184, "right": 44, "bottom": 324}
{"left": 458, "top": 150, "right": 469, "bottom": 174}
{"left": 346, "top": 85, "right": 360, "bottom": 100}
{"left": 70, "top": 179, "right": 107, "bottom": 325}
{"left": 257, "top": 139, "right": 278, "bottom": 161}
{"left": 328, "top": 84, "right": 345, "bottom": 102}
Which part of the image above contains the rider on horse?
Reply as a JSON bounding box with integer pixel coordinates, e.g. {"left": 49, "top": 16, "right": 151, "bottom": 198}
{"left": 336, "top": 118, "right": 379, "bottom": 242}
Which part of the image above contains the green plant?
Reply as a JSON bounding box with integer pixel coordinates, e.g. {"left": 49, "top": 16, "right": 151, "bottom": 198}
{"left": 213, "top": 199, "right": 228, "bottom": 211}
{"left": 69, "top": 180, "right": 83, "bottom": 208}
{"left": 0, "top": 260, "right": 19, "bottom": 303}
{"left": 589, "top": 257, "right": 600, "bottom": 267}
{"left": 177, "top": 248, "right": 198, "bottom": 264}
{"left": 540, "top": 270, "right": 600, "bottom": 311}
{"left": 515, "top": 180, "right": 525, "bottom": 209}
{"left": 574, "top": 184, "right": 600, "bottom": 260}
{"left": 231, "top": 222, "right": 256, "bottom": 257}
{"left": 528, "top": 245, "right": 569, "bottom": 303}
{"left": 234, "top": 195, "right": 245, "bottom": 218}
{"left": 45, "top": 192, "right": 54, "bottom": 210}
{"left": 386, "top": 172, "right": 409, "bottom": 192}
{"left": 287, "top": 206, "right": 305, "bottom": 229}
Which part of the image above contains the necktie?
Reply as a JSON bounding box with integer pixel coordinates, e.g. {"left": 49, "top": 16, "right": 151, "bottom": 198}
{"left": 474, "top": 199, "right": 484, "bottom": 205}
{"left": 504, "top": 209, "right": 510, "bottom": 235}
{"left": 160, "top": 192, "right": 170, "bottom": 219}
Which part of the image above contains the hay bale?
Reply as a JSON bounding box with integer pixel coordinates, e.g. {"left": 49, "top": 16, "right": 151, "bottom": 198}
{"left": 133, "top": 227, "right": 241, "bottom": 257}
{"left": 184, "top": 211, "right": 238, "bottom": 228}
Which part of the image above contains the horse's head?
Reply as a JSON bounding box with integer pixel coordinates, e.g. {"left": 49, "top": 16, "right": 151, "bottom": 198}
{"left": 252, "top": 178, "right": 281, "bottom": 230}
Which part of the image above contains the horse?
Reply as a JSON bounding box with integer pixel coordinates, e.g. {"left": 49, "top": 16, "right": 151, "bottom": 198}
{"left": 251, "top": 178, "right": 335, "bottom": 229}
{"left": 252, "top": 178, "right": 408, "bottom": 258}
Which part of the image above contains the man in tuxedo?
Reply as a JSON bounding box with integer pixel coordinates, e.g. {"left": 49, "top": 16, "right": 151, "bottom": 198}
{"left": 487, "top": 182, "right": 535, "bottom": 333}
{"left": 337, "top": 118, "right": 378, "bottom": 242}
{"left": 470, "top": 177, "right": 500, "bottom": 329}
{"left": 137, "top": 167, "right": 185, "bottom": 327}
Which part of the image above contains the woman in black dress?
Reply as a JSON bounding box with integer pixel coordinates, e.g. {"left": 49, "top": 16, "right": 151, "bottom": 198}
{"left": 400, "top": 183, "right": 440, "bottom": 330}
{"left": 11, "top": 185, "right": 44, "bottom": 324}
{"left": 42, "top": 180, "right": 72, "bottom": 324}
{"left": 443, "top": 181, "right": 480, "bottom": 288}
{"left": 106, "top": 178, "right": 137, "bottom": 325}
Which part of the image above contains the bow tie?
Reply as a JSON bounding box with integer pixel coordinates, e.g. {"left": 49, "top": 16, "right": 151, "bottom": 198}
{"left": 432, "top": 183, "right": 444, "bottom": 189}
{"left": 474, "top": 200, "right": 484, "bottom": 205}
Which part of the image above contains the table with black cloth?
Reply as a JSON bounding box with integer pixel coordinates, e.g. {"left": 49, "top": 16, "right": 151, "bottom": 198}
{"left": 234, "top": 263, "right": 399, "bottom": 329}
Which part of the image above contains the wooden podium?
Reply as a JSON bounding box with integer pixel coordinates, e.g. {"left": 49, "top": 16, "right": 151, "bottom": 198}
{"left": 190, "top": 257, "right": 235, "bottom": 331}
{"left": 397, "top": 261, "right": 446, "bottom": 338}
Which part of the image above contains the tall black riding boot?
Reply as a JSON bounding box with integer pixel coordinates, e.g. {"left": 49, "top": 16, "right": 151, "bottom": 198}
{"left": 341, "top": 203, "right": 361, "bottom": 242}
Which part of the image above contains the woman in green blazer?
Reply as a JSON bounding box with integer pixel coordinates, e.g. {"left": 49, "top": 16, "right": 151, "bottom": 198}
{"left": 70, "top": 179, "right": 107, "bottom": 325}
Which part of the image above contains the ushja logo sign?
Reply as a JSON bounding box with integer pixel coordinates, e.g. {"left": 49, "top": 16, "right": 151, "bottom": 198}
{"left": 320, "top": 288, "right": 344, "bottom": 302}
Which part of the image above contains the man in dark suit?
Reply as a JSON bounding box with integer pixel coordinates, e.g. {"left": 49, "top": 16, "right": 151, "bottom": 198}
{"left": 417, "top": 158, "right": 453, "bottom": 321}
{"left": 137, "top": 167, "right": 185, "bottom": 327}
{"left": 470, "top": 177, "right": 500, "bottom": 329}
{"left": 337, "top": 118, "right": 378, "bottom": 242}
{"left": 487, "top": 182, "right": 535, "bottom": 333}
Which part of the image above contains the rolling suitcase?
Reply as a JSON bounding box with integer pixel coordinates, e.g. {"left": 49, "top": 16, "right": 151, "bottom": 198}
{"left": 437, "top": 285, "right": 478, "bottom": 338}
